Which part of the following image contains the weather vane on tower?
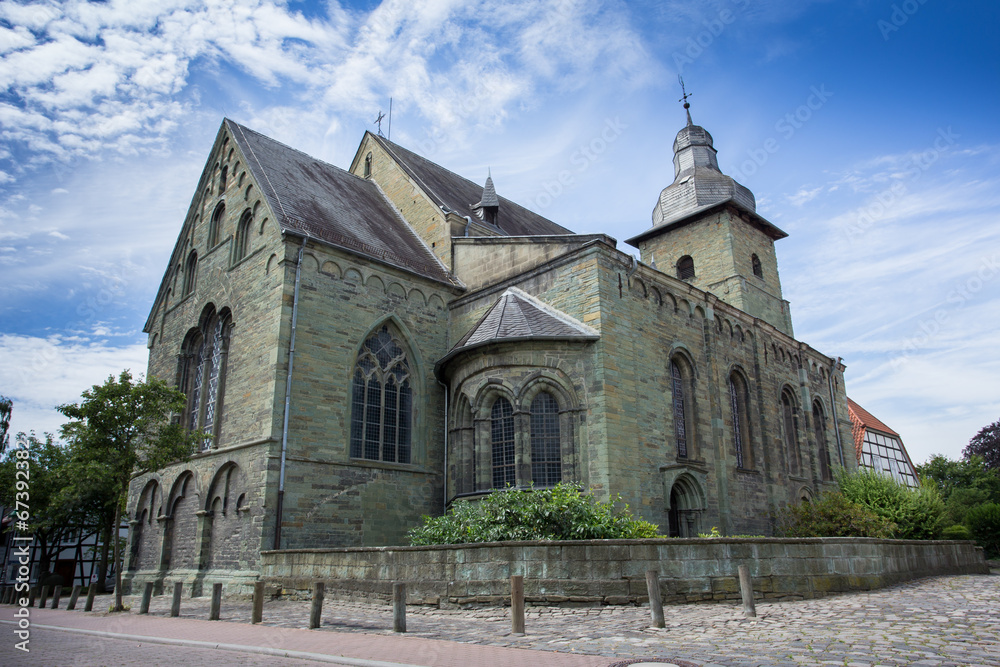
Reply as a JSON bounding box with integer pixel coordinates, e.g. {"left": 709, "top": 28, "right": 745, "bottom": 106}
{"left": 374, "top": 110, "right": 386, "bottom": 137}
{"left": 678, "top": 75, "right": 693, "bottom": 126}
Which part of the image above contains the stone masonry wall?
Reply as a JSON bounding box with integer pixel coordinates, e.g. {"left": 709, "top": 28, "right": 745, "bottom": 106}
{"left": 261, "top": 538, "right": 989, "bottom": 606}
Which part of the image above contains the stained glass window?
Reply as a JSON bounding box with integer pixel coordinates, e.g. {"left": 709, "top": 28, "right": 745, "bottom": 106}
{"left": 491, "top": 398, "right": 515, "bottom": 488}
{"left": 730, "top": 376, "right": 746, "bottom": 469}
{"left": 530, "top": 393, "right": 561, "bottom": 487}
{"left": 671, "top": 361, "right": 688, "bottom": 458}
{"left": 184, "top": 309, "right": 230, "bottom": 450}
{"left": 782, "top": 391, "right": 800, "bottom": 476}
{"left": 349, "top": 326, "right": 412, "bottom": 464}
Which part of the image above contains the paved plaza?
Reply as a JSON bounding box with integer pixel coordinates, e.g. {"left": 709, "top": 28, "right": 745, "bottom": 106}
{"left": 2, "top": 573, "right": 998, "bottom": 666}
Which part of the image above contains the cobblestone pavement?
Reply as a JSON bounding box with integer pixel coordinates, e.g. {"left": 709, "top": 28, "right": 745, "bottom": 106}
{"left": 112, "top": 573, "right": 1000, "bottom": 667}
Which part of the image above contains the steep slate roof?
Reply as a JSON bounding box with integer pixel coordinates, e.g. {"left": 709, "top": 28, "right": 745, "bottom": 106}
{"left": 437, "top": 288, "right": 598, "bottom": 371}
{"left": 370, "top": 134, "right": 573, "bottom": 236}
{"left": 226, "top": 120, "right": 457, "bottom": 286}
{"left": 847, "top": 397, "right": 900, "bottom": 458}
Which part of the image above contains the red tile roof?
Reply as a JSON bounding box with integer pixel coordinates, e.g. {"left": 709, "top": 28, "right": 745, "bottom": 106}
{"left": 847, "top": 397, "right": 900, "bottom": 459}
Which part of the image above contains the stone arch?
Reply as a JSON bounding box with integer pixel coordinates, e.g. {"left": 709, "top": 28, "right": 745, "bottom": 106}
{"left": 408, "top": 287, "right": 427, "bottom": 306}
{"left": 662, "top": 291, "right": 677, "bottom": 312}
{"left": 366, "top": 274, "right": 386, "bottom": 292}
{"left": 649, "top": 285, "right": 662, "bottom": 306}
{"left": 257, "top": 217, "right": 269, "bottom": 236}
{"left": 798, "top": 486, "right": 814, "bottom": 503}
{"left": 515, "top": 370, "right": 579, "bottom": 413}
{"left": 343, "top": 267, "right": 363, "bottom": 284}
{"left": 449, "top": 392, "right": 476, "bottom": 497}
{"left": 386, "top": 281, "right": 406, "bottom": 299}
{"left": 321, "top": 260, "right": 342, "bottom": 278}
{"left": 630, "top": 276, "right": 647, "bottom": 298}
{"left": 677, "top": 298, "right": 691, "bottom": 317}
{"left": 666, "top": 473, "right": 706, "bottom": 537}
{"left": 517, "top": 372, "right": 580, "bottom": 488}
{"left": 724, "top": 319, "right": 734, "bottom": 339}
{"left": 302, "top": 252, "right": 320, "bottom": 273}
{"left": 265, "top": 253, "right": 278, "bottom": 275}
{"left": 780, "top": 384, "right": 803, "bottom": 477}
{"left": 693, "top": 305, "right": 706, "bottom": 319}
{"left": 203, "top": 462, "right": 250, "bottom": 570}
{"left": 163, "top": 471, "right": 198, "bottom": 571}
{"left": 727, "top": 365, "right": 754, "bottom": 470}
{"left": 130, "top": 479, "right": 161, "bottom": 572}
{"left": 428, "top": 294, "right": 446, "bottom": 310}
{"left": 668, "top": 347, "right": 699, "bottom": 460}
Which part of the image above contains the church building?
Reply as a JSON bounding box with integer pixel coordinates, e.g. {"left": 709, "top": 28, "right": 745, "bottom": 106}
{"left": 124, "top": 109, "right": 856, "bottom": 592}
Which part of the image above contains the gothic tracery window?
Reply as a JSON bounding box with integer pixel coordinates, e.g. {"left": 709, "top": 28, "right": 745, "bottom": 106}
{"left": 209, "top": 202, "right": 225, "bottom": 248}
{"left": 813, "top": 401, "right": 832, "bottom": 481}
{"left": 729, "top": 373, "right": 751, "bottom": 469}
{"left": 183, "top": 308, "right": 231, "bottom": 450}
{"left": 234, "top": 209, "right": 252, "bottom": 262}
{"left": 490, "top": 397, "right": 515, "bottom": 488}
{"left": 349, "top": 326, "right": 412, "bottom": 464}
{"left": 670, "top": 360, "right": 690, "bottom": 458}
{"left": 530, "top": 392, "right": 561, "bottom": 487}
{"left": 782, "top": 389, "right": 801, "bottom": 476}
{"left": 183, "top": 251, "right": 198, "bottom": 295}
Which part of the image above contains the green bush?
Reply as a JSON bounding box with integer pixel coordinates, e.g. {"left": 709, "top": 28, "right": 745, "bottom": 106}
{"left": 407, "top": 483, "right": 660, "bottom": 545}
{"left": 836, "top": 468, "right": 947, "bottom": 539}
{"left": 940, "top": 524, "right": 973, "bottom": 540}
{"left": 775, "top": 492, "right": 895, "bottom": 538}
{"left": 964, "top": 502, "right": 1000, "bottom": 557}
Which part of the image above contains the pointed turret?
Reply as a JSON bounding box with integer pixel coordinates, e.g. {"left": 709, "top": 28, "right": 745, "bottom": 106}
{"left": 473, "top": 171, "right": 500, "bottom": 227}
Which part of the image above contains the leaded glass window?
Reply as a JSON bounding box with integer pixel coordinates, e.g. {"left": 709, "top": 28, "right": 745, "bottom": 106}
{"left": 782, "top": 391, "right": 800, "bottom": 476}
{"left": 530, "top": 392, "right": 561, "bottom": 487}
{"left": 491, "top": 398, "right": 515, "bottom": 488}
{"left": 730, "top": 376, "right": 745, "bottom": 469}
{"left": 671, "top": 361, "right": 688, "bottom": 458}
{"left": 813, "top": 402, "right": 832, "bottom": 481}
{"left": 183, "top": 308, "right": 230, "bottom": 450}
{"left": 349, "top": 326, "right": 412, "bottom": 464}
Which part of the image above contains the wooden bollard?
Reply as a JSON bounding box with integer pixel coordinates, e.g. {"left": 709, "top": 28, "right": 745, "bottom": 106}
{"left": 84, "top": 583, "right": 97, "bottom": 612}
{"left": 510, "top": 575, "right": 525, "bottom": 635}
{"left": 139, "top": 582, "right": 154, "bottom": 614}
{"left": 170, "top": 582, "right": 182, "bottom": 617}
{"left": 738, "top": 564, "right": 756, "bottom": 618}
{"left": 51, "top": 585, "right": 62, "bottom": 609}
{"left": 392, "top": 582, "right": 406, "bottom": 633}
{"left": 39, "top": 585, "right": 49, "bottom": 609}
{"left": 645, "top": 570, "right": 665, "bottom": 628}
{"left": 309, "top": 582, "right": 325, "bottom": 629}
{"left": 209, "top": 583, "right": 223, "bottom": 621}
{"left": 1, "top": 587, "right": 10, "bottom": 604}
{"left": 28, "top": 586, "right": 37, "bottom": 608}
{"left": 251, "top": 581, "right": 265, "bottom": 624}
{"left": 67, "top": 585, "right": 82, "bottom": 610}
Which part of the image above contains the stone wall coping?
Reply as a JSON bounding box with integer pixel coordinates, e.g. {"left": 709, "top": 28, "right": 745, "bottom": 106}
{"left": 261, "top": 537, "right": 981, "bottom": 556}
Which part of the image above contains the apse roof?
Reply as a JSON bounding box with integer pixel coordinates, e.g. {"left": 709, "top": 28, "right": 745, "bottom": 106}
{"left": 226, "top": 120, "right": 458, "bottom": 286}
{"left": 370, "top": 134, "right": 573, "bottom": 237}
{"left": 437, "top": 287, "right": 598, "bottom": 371}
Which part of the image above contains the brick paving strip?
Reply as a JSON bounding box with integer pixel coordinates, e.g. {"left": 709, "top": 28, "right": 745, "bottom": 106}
{"left": 3, "top": 574, "right": 999, "bottom": 667}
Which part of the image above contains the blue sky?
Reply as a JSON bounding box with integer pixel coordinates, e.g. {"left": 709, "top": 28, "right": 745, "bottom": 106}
{"left": 1, "top": 0, "right": 997, "bottom": 464}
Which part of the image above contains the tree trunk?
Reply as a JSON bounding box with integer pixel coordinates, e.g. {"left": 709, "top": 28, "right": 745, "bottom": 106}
{"left": 112, "top": 501, "right": 123, "bottom": 612}
{"left": 97, "top": 518, "right": 111, "bottom": 594}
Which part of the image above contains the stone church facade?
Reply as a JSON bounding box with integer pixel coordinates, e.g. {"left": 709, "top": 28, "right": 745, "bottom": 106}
{"left": 124, "top": 114, "right": 855, "bottom": 593}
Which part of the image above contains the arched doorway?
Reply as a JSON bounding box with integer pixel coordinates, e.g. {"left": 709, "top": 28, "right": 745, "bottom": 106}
{"left": 667, "top": 474, "right": 704, "bottom": 537}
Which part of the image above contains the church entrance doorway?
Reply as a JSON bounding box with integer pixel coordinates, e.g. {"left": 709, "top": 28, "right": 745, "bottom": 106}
{"left": 667, "top": 475, "right": 703, "bottom": 537}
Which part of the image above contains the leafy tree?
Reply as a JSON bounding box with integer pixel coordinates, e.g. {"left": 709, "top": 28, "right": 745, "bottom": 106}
{"left": 58, "top": 370, "right": 197, "bottom": 612}
{"left": 409, "top": 483, "right": 660, "bottom": 545}
{"left": 837, "top": 468, "right": 947, "bottom": 540}
{"left": 964, "top": 502, "right": 1000, "bottom": 558}
{"left": 916, "top": 454, "right": 1000, "bottom": 525}
{"left": 964, "top": 419, "right": 1000, "bottom": 470}
{"left": 0, "top": 433, "right": 90, "bottom": 580}
{"left": 0, "top": 395, "right": 11, "bottom": 454}
{"left": 775, "top": 492, "right": 895, "bottom": 539}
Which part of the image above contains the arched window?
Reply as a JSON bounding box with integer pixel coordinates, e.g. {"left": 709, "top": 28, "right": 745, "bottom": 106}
{"left": 349, "top": 326, "right": 412, "bottom": 463}
{"left": 752, "top": 254, "right": 763, "bottom": 278}
{"left": 729, "top": 372, "right": 752, "bottom": 469}
{"left": 490, "top": 397, "right": 515, "bottom": 488}
{"left": 183, "top": 251, "right": 198, "bottom": 295}
{"left": 234, "top": 209, "right": 252, "bottom": 262}
{"left": 209, "top": 202, "right": 225, "bottom": 248}
{"left": 183, "top": 308, "right": 232, "bottom": 450}
{"left": 530, "top": 392, "right": 561, "bottom": 486}
{"left": 219, "top": 165, "right": 228, "bottom": 193}
{"left": 670, "top": 359, "right": 692, "bottom": 458}
{"left": 781, "top": 389, "right": 801, "bottom": 476}
{"left": 813, "top": 401, "right": 832, "bottom": 481}
{"left": 677, "top": 255, "right": 695, "bottom": 280}
{"left": 364, "top": 152, "right": 373, "bottom": 178}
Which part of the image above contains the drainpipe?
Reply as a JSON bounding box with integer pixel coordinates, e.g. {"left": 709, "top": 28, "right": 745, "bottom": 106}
{"left": 274, "top": 235, "right": 307, "bottom": 550}
{"left": 827, "top": 356, "right": 846, "bottom": 468}
{"left": 437, "top": 379, "right": 449, "bottom": 514}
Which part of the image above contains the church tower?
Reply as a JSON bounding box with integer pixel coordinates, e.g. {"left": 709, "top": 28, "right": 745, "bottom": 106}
{"left": 626, "top": 108, "right": 794, "bottom": 336}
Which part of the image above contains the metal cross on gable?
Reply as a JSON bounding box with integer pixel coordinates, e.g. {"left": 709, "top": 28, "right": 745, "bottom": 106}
{"left": 678, "top": 75, "right": 693, "bottom": 124}
{"left": 374, "top": 110, "right": 386, "bottom": 137}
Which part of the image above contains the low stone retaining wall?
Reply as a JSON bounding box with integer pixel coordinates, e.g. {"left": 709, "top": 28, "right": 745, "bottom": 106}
{"left": 260, "top": 538, "right": 988, "bottom": 607}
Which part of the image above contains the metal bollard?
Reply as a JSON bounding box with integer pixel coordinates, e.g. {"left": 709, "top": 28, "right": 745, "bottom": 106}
{"left": 510, "top": 575, "right": 525, "bottom": 635}
{"left": 51, "top": 585, "right": 62, "bottom": 609}
{"left": 170, "top": 582, "right": 183, "bottom": 617}
{"left": 66, "top": 584, "right": 82, "bottom": 611}
{"left": 392, "top": 582, "right": 406, "bottom": 633}
{"left": 738, "top": 564, "right": 756, "bottom": 618}
{"left": 309, "top": 582, "right": 325, "bottom": 630}
{"left": 251, "top": 581, "right": 265, "bottom": 624}
{"left": 84, "top": 583, "right": 97, "bottom": 612}
{"left": 139, "top": 582, "right": 154, "bottom": 614}
{"left": 645, "top": 570, "right": 665, "bottom": 628}
{"left": 209, "top": 583, "right": 223, "bottom": 621}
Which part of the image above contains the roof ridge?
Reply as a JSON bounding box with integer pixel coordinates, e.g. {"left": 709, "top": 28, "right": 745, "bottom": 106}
{"left": 503, "top": 287, "right": 599, "bottom": 336}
